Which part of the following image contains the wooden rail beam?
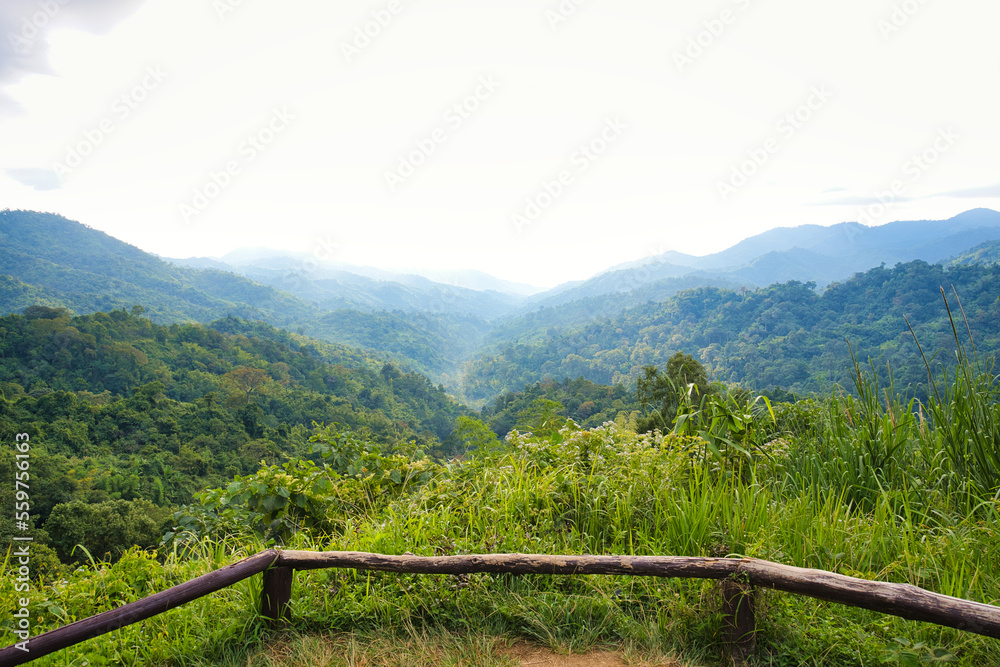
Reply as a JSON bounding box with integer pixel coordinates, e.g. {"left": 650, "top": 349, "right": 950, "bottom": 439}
{"left": 0, "top": 550, "right": 279, "bottom": 667}
{"left": 277, "top": 551, "right": 1000, "bottom": 639}
{"left": 4, "top": 550, "right": 1000, "bottom": 666}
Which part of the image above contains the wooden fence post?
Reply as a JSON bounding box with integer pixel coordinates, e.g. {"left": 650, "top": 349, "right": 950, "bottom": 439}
{"left": 261, "top": 566, "right": 293, "bottom": 626}
{"left": 722, "top": 578, "right": 756, "bottom": 664}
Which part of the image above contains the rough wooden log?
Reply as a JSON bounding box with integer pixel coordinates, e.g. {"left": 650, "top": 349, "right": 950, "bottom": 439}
{"left": 261, "top": 566, "right": 293, "bottom": 625}
{"left": 277, "top": 551, "right": 1000, "bottom": 639}
{"left": 0, "top": 550, "right": 279, "bottom": 667}
{"left": 280, "top": 550, "right": 743, "bottom": 577}
{"left": 740, "top": 558, "right": 1000, "bottom": 638}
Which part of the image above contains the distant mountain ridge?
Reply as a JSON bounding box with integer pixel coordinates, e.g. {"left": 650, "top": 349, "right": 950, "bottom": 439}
{"left": 166, "top": 250, "right": 524, "bottom": 321}
{"left": 0, "top": 209, "right": 310, "bottom": 325}
{"left": 650, "top": 208, "right": 1000, "bottom": 272}
{"left": 534, "top": 209, "right": 1000, "bottom": 309}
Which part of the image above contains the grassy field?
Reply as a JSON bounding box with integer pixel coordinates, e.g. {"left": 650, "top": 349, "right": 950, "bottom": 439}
{"left": 3, "top": 345, "right": 999, "bottom": 666}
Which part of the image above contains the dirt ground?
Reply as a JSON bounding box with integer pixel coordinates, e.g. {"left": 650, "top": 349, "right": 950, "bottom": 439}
{"left": 497, "top": 641, "right": 685, "bottom": 666}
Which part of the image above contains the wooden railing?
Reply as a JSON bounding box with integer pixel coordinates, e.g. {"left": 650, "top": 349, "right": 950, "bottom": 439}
{"left": 3, "top": 550, "right": 1000, "bottom": 666}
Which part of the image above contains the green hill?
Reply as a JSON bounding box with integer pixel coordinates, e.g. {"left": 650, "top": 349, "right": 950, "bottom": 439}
{"left": 948, "top": 239, "right": 1000, "bottom": 267}
{"left": 0, "top": 209, "right": 485, "bottom": 381}
{"left": 0, "top": 306, "right": 471, "bottom": 522}
{"left": 460, "top": 260, "right": 1000, "bottom": 400}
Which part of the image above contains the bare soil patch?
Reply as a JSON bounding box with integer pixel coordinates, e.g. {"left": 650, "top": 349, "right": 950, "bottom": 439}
{"left": 498, "top": 641, "right": 686, "bottom": 667}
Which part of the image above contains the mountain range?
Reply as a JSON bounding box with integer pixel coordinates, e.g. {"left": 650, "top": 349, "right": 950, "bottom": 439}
{"left": 3, "top": 207, "right": 1000, "bottom": 402}
{"left": 166, "top": 250, "right": 528, "bottom": 321}
{"left": 536, "top": 208, "right": 1000, "bottom": 309}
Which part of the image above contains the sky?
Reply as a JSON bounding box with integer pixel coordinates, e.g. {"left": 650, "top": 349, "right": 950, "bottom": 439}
{"left": 1, "top": 0, "right": 999, "bottom": 289}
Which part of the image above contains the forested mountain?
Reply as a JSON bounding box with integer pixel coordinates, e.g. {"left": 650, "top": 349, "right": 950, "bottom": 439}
{"left": 460, "top": 260, "right": 1000, "bottom": 400}
{"left": 947, "top": 239, "right": 1000, "bottom": 267}
{"left": 483, "top": 275, "right": 741, "bottom": 350}
{"left": 0, "top": 210, "right": 311, "bottom": 324}
{"left": 0, "top": 306, "right": 470, "bottom": 519}
{"left": 533, "top": 209, "right": 1000, "bottom": 309}
{"left": 0, "top": 209, "right": 484, "bottom": 381}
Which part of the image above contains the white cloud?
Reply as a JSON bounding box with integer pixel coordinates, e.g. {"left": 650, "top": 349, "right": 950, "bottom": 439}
{"left": 5, "top": 167, "right": 61, "bottom": 190}
{"left": 0, "top": 0, "right": 148, "bottom": 106}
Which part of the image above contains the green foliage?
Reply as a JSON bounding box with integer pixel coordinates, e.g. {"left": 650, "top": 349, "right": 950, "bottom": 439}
{"left": 671, "top": 385, "right": 779, "bottom": 480}
{"left": 512, "top": 398, "right": 570, "bottom": 439}
{"left": 924, "top": 357, "right": 1000, "bottom": 501}
{"left": 0, "top": 305, "right": 473, "bottom": 572}
{"left": 167, "top": 426, "right": 439, "bottom": 545}
{"left": 909, "top": 294, "right": 1000, "bottom": 502}
{"left": 191, "top": 459, "right": 345, "bottom": 544}
{"left": 45, "top": 499, "right": 165, "bottom": 564}
{"left": 481, "top": 376, "right": 640, "bottom": 436}
{"left": 444, "top": 416, "right": 500, "bottom": 453}
{"left": 883, "top": 637, "right": 959, "bottom": 665}
{"left": 0, "top": 307, "right": 469, "bottom": 505}
{"left": 636, "top": 352, "right": 713, "bottom": 434}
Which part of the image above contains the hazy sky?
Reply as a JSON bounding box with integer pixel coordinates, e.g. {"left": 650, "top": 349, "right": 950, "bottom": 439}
{"left": 2, "top": 0, "right": 998, "bottom": 288}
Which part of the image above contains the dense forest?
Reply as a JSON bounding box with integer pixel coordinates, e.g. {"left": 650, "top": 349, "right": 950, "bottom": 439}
{"left": 461, "top": 260, "right": 1000, "bottom": 400}
{"left": 0, "top": 305, "right": 473, "bottom": 553}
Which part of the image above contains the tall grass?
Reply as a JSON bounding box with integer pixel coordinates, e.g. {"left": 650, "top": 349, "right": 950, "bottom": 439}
{"left": 907, "top": 290, "right": 1000, "bottom": 504}
{"left": 785, "top": 350, "right": 921, "bottom": 512}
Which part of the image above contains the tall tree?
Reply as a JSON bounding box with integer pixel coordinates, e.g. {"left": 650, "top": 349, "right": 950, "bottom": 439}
{"left": 636, "top": 352, "right": 710, "bottom": 433}
{"left": 222, "top": 366, "right": 273, "bottom": 405}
